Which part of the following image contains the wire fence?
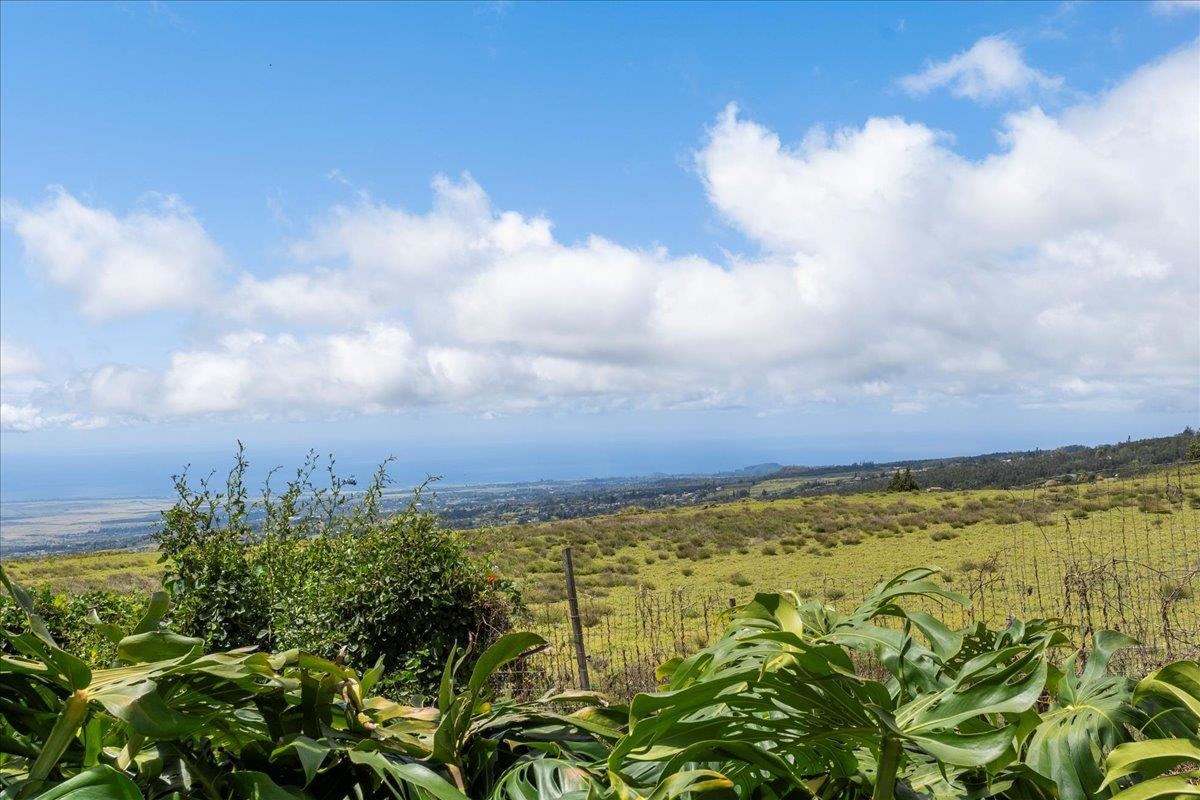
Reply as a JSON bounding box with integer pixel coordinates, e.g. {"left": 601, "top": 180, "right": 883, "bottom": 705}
{"left": 507, "top": 469, "right": 1199, "bottom": 698}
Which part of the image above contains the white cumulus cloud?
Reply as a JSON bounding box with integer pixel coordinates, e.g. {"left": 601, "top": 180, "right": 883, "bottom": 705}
{"left": 2, "top": 43, "right": 1197, "bottom": 429}
{"left": 700, "top": 43, "right": 1197, "bottom": 409}
{"left": 899, "top": 36, "right": 1064, "bottom": 102}
{"left": 2, "top": 190, "right": 224, "bottom": 319}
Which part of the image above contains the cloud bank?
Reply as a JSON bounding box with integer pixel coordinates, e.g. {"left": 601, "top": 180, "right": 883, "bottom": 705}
{"left": 3, "top": 43, "right": 1197, "bottom": 429}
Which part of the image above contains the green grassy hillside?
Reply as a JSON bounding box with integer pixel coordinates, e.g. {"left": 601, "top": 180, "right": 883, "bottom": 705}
{"left": 3, "top": 549, "right": 162, "bottom": 594}
{"left": 8, "top": 464, "right": 1197, "bottom": 694}
{"left": 464, "top": 465, "right": 1199, "bottom": 691}
{"left": 474, "top": 465, "right": 1197, "bottom": 601}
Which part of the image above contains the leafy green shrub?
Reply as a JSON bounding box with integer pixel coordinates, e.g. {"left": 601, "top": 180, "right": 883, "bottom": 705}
{"left": 0, "top": 586, "right": 146, "bottom": 666}
{"left": 155, "top": 447, "right": 520, "bottom": 694}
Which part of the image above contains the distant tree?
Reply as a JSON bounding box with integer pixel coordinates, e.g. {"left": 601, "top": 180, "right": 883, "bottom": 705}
{"left": 887, "top": 468, "right": 920, "bottom": 492}
{"left": 1188, "top": 440, "right": 1200, "bottom": 462}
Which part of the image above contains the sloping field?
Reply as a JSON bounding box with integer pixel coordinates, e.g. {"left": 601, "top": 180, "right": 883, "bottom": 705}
{"left": 468, "top": 466, "right": 1200, "bottom": 693}
{"left": 2, "top": 548, "right": 162, "bottom": 594}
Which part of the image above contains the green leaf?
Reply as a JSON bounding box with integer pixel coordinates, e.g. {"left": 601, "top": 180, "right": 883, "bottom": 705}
{"left": 91, "top": 681, "right": 204, "bottom": 739}
{"left": 26, "top": 690, "right": 93, "bottom": 785}
{"left": 29, "top": 765, "right": 143, "bottom": 800}
{"left": 117, "top": 631, "right": 203, "bottom": 664}
{"left": 1025, "top": 631, "right": 1140, "bottom": 800}
{"left": 899, "top": 651, "right": 1048, "bottom": 733}
{"left": 85, "top": 609, "right": 126, "bottom": 646}
{"left": 0, "top": 565, "right": 56, "bottom": 647}
{"left": 905, "top": 610, "right": 965, "bottom": 661}
{"left": 1100, "top": 738, "right": 1200, "bottom": 789}
{"left": 348, "top": 747, "right": 469, "bottom": 800}
{"left": 468, "top": 632, "right": 546, "bottom": 693}
{"left": 903, "top": 725, "right": 1016, "bottom": 768}
{"left": 645, "top": 769, "right": 734, "bottom": 800}
{"left": 49, "top": 647, "right": 94, "bottom": 692}
{"left": 1108, "top": 774, "right": 1200, "bottom": 800}
{"left": 487, "top": 758, "right": 598, "bottom": 800}
{"left": 131, "top": 591, "right": 171, "bottom": 635}
{"left": 361, "top": 658, "right": 386, "bottom": 695}
{"left": 271, "top": 735, "right": 330, "bottom": 787}
{"left": 222, "top": 771, "right": 307, "bottom": 800}
{"left": 438, "top": 642, "right": 459, "bottom": 715}
{"left": 1135, "top": 660, "right": 1200, "bottom": 722}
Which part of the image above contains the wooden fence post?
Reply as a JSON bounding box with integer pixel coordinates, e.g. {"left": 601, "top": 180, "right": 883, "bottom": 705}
{"left": 562, "top": 546, "right": 591, "bottom": 690}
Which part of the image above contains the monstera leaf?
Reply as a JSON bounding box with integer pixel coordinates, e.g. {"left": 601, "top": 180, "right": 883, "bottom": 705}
{"left": 1097, "top": 660, "right": 1200, "bottom": 800}
{"left": 610, "top": 571, "right": 1057, "bottom": 800}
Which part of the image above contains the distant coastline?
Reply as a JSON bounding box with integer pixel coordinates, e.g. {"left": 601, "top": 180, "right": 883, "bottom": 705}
{"left": 3, "top": 429, "right": 1193, "bottom": 559}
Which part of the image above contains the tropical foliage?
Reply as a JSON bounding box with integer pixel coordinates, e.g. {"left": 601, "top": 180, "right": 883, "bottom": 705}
{"left": 2, "top": 566, "right": 1197, "bottom": 799}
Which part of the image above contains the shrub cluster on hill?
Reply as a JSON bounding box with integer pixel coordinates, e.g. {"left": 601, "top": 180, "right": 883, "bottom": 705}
{"left": 436, "top": 431, "right": 1200, "bottom": 528}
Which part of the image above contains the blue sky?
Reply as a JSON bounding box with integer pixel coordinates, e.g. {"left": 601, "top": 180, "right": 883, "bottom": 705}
{"left": 1, "top": 1, "right": 1198, "bottom": 499}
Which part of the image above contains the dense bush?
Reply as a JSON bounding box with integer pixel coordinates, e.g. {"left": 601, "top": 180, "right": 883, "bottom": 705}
{"left": 155, "top": 446, "right": 520, "bottom": 694}
{"left": 0, "top": 586, "right": 145, "bottom": 665}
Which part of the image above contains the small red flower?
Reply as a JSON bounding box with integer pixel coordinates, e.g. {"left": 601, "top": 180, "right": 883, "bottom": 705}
{"left": 486, "top": 573, "right": 496, "bottom": 583}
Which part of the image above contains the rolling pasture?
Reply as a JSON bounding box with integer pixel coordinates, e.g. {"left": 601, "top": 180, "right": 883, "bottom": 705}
{"left": 472, "top": 465, "right": 1200, "bottom": 694}
{"left": 10, "top": 463, "right": 1198, "bottom": 698}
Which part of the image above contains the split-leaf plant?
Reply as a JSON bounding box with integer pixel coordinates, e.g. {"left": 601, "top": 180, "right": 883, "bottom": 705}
{"left": 608, "top": 568, "right": 1200, "bottom": 800}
